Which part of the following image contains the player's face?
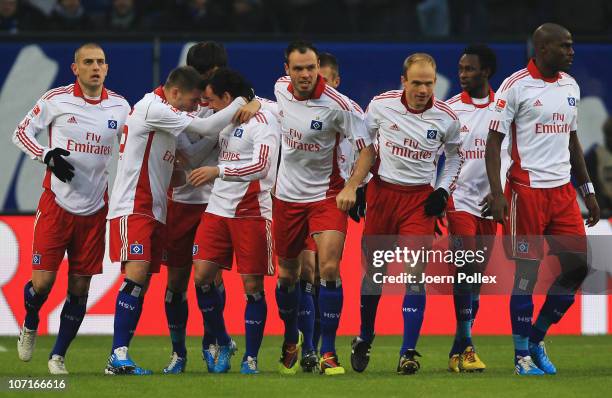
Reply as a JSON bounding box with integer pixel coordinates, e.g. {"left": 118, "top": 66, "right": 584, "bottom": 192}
{"left": 320, "top": 66, "right": 340, "bottom": 89}
{"left": 203, "top": 85, "right": 233, "bottom": 112}
{"left": 71, "top": 47, "right": 108, "bottom": 91}
{"left": 172, "top": 88, "right": 202, "bottom": 113}
{"left": 545, "top": 31, "right": 574, "bottom": 73}
{"left": 284, "top": 49, "right": 319, "bottom": 98}
{"left": 458, "top": 54, "right": 486, "bottom": 94}
{"left": 401, "top": 62, "right": 436, "bottom": 110}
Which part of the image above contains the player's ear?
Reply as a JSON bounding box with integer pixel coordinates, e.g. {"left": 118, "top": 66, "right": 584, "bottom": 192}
{"left": 71, "top": 63, "right": 78, "bottom": 77}
{"left": 284, "top": 63, "right": 289, "bottom": 76}
{"left": 336, "top": 75, "right": 341, "bottom": 87}
{"left": 223, "top": 91, "right": 232, "bottom": 104}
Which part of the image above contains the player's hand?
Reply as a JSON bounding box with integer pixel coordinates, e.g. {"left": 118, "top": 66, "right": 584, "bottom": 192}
{"left": 44, "top": 147, "right": 74, "bottom": 183}
{"left": 233, "top": 99, "right": 261, "bottom": 124}
{"left": 348, "top": 186, "right": 367, "bottom": 222}
{"left": 480, "top": 192, "right": 508, "bottom": 225}
{"left": 584, "top": 194, "right": 600, "bottom": 227}
{"left": 337, "top": 184, "right": 357, "bottom": 212}
{"left": 434, "top": 215, "right": 446, "bottom": 237}
{"left": 424, "top": 188, "right": 449, "bottom": 217}
{"left": 188, "top": 166, "right": 219, "bottom": 187}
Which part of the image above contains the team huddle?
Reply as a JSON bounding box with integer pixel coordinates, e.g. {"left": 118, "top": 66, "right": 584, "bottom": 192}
{"left": 12, "top": 22, "right": 599, "bottom": 377}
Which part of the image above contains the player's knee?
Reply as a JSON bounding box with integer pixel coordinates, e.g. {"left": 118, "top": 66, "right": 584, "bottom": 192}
{"left": 67, "top": 275, "right": 91, "bottom": 296}
{"left": 242, "top": 276, "right": 264, "bottom": 295}
{"left": 319, "top": 263, "right": 339, "bottom": 281}
{"left": 167, "top": 268, "right": 190, "bottom": 292}
{"left": 512, "top": 259, "right": 540, "bottom": 294}
{"left": 31, "top": 271, "right": 56, "bottom": 295}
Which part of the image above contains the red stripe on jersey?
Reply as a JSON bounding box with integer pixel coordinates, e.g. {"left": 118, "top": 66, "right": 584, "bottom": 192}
{"left": 43, "top": 86, "right": 71, "bottom": 100}
{"left": 446, "top": 95, "right": 461, "bottom": 104}
{"left": 350, "top": 100, "right": 364, "bottom": 114}
{"left": 501, "top": 69, "right": 528, "bottom": 90}
{"left": 255, "top": 112, "right": 268, "bottom": 124}
{"left": 501, "top": 70, "right": 529, "bottom": 92}
{"left": 325, "top": 133, "right": 344, "bottom": 198}
{"left": 43, "top": 125, "right": 53, "bottom": 190}
{"left": 225, "top": 145, "right": 269, "bottom": 177}
{"left": 132, "top": 131, "right": 156, "bottom": 218}
{"left": 235, "top": 180, "right": 262, "bottom": 217}
{"left": 355, "top": 138, "right": 366, "bottom": 151}
{"left": 434, "top": 102, "right": 458, "bottom": 120}
{"left": 16, "top": 119, "right": 43, "bottom": 156}
{"left": 324, "top": 88, "right": 350, "bottom": 111}
{"left": 107, "top": 90, "right": 126, "bottom": 100}
{"left": 508, "top": 122, "right": 530, "bottom": 186}
{"left": 373, "top": 93, "right": 402, "bottom": 101}
{"left": 43, "top": 88, "right": 70, "bottom": 100}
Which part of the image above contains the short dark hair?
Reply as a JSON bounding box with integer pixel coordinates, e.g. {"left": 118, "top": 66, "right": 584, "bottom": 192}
{"left": 463, "top": 44, "right": 497, "bottom": 78}
{"left": 186, "top": 41, "right": 228, "bottom": 75}
{"left": 284, "top": 40, "right": 318, "bottom": 63}
{"left": 319, "top": 52, "right": 339, "bottom": 74}
{"left": 74, "top": 42, "right": 104, "bottom": 63}
{"left": 206, "top": 68, "right": 254, "bottom": 101}
{"left": 164, "top": 66, "right": 204, "bottom": 92}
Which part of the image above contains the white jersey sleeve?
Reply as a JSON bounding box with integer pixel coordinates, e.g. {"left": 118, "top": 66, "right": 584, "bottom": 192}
{"left": 218, "top": 123, "right": 276, "bottom": 182}
{"left": 13, "top": 98, "right": 56, "bottom": 162}
{"left": 489, "top": 78, "right": 519, "bottom": 136}
{"left": 184, "top": 97, "right": 246, "bottom": 137}
{"left": 144, "top": 102, "right": 194, "bottom": 137}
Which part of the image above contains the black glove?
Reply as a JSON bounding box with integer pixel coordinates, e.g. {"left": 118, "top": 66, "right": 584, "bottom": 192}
{"left": 44, "top": 148, "right": 74, "bottom": 183}
{"left": 348, "top": 185, "right": 367, "bottom": 222}
{"left": 424, "top": 188, "right": 449, "bottom": 217}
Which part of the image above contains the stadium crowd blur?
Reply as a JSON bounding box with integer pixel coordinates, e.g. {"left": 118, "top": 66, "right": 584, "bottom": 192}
{"left": 1, "top": 0, "right": 612, "bottom": 37}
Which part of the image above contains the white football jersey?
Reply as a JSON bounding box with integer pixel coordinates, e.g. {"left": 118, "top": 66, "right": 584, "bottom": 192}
{"left": 108, "top": 87, "right": 241, "bottom": 223}
{"left": 366, "top": 90, "right": 463, "bottom": 192}
{"left": 446, "top": 90, "right": 510, "bottom": 217}
{"left": 12, "top": 82, "right": 130, "bottom": 215}
{"left": 274, "top": 76, "right": 372, "bottom": 202}
{"left": 170, "top": 103, "right": 217, "bottom": 204}
{"left": 488, "top": 59, "right": 579, "bottom": 188}
{"left": 206, "top": 110, "right": 280, "bottom": 220}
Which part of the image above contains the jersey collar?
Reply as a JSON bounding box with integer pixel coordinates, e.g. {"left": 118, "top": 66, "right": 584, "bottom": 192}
{"left": 460, "top": 88, "right": 495, "bottom": 108}
{"left": 401, "top": 91, "right": 434, "bottom": 114}
{"left": 74, "top": 80, "right": 107, "bottom": 104}
{"left": 287, "top": 74, "right": 326, "bottom": 100}
{"left": 153, "top": 85, "right": 167, "bottom": 101}
{"left": 527, "top": 59, "right": 560, "bottom": 83}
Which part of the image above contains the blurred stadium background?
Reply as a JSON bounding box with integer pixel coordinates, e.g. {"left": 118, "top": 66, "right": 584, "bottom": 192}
{"left": 0, "top": 0, "right": 610, "bottom": 339}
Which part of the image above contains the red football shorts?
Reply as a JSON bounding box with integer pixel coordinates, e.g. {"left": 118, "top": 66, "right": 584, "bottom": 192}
{"left": 447, "top": 210, "right": 497, "bottom": 269}
{"left": 364, "top": 178, "right": 435, "bottom": 237}
{"left": 32, "top": 190, "right": 106, "bottom": 276}
{"left": 109, "top": 214, "right": 166, "bottom": 273}
{"left": 164, "top": 200, "right": 207, "bottom": 268}
{"left": 193, "top": 212, "right": 275, "bottom": 275}
{"left": 503, "top": 181, "right": 586, "bottom": 260}
{"left": 273, "top": 196, "right": 347, "bottom": 259}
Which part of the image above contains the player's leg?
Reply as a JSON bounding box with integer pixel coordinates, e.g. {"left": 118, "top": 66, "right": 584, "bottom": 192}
{"left": 298, "top": 246, "right": 318, "bottom": 372}
{"left": 240, "top": 275, "right": 267, "bottom": 375}
{"left": 162, "top": 265, "right": 191, "bottom": 374}
{"left": 312, "top": 254, "right": 321, "bottom": 352}
{"left": 19, "top": 192, "right": 70, "bottom": 362}
{"left": 47, "top": 274, "right": 91, "bottom": 374}
{"left": 314, "top": 230, "right": 346, "bottom": 375}
{"left": 273, "top": 197, "right": 309, "bottom": 375}
{"left": 397, "top": 260, "right": 426, "bottom": 375}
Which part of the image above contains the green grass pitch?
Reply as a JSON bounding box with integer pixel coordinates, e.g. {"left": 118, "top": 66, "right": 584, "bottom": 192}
{"left": 1, "top": 335, "right": 611, "bottom": 398}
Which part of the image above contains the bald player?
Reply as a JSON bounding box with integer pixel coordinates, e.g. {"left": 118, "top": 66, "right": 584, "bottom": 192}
{"left": 483, "top": 23, "right": 599, "bottom": 375}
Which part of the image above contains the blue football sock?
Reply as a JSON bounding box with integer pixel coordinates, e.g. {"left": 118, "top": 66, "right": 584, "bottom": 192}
{"left": 50, "top": 293, "right": 87, "bottom": 357}
{"left": 471, "top": 294, "right": 480, "bottom": 327}
{"left": 195, "top": 284, "right": 230, "bottom": 346}
{"left": 275, "top": 280, "right": 300, "bottom": 344}
{"left": 112, "top": 279, "right": 143, "bottom": 351}
{"left": 298, "top": 280, "right": 315, "bottom": 352}
{"left": 23, "top": 280, "right": 48, "bottom": 330}
{"left": 510, "top": 294, "right": 533, "bottom": 358}
{"left": 452, "top": 289, "right": 473, "bottom": 354}
{"left": 400, "top": 288, "right": 426, "bottom": 355}
{"left": 319, "top": 280, "right": 343, "bottom": 355}
{"left": 244, "top": 292, "right": 267, "bottom": 360}
{"left": 164, "top": 289, "right": 188, "bottom": 357}
{"left": 312, "top": 284, "right": 321, "bottom": 350}
{"left": 530, "top": 293, "right": 574, "bottom": 344}
{"left": 359, "top": 276, "right": 382, "bottom": 343}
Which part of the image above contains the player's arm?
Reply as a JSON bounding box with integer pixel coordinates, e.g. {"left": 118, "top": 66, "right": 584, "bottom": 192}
{"left": 183, "top": 97, "right": 247, "bottom": 137}
{"left": 336, "top": 107, "right": 376, "bottom": 211}
{"left": 176, "top": 132, "right": 217, "bottom": 170}
{"left": 424, "top": 121, "right": 463, "bottom": 216}
{"left": 569, "top": 131, "right": 600, "bottom": 226}
{"left": 189, "top": 123, "right": 278, "bottom": 186}
{"left": 12, "top": 99, "right": 74, "bottom": 182}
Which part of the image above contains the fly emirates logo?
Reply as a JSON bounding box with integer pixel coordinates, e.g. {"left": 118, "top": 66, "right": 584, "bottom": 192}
{"left": 66, "top": 132, "right": 112, "bottom": 155}
{"left": 462, "top": 138, "right": 486, "bottom": 160}
{"left": 386, "top": 137, "right": 433, "bottom": 160}
{"left": 219, "top": 138, "right": 240, "bottom": 161}
{"left": 283, "top": 128, "right": 321, "bottom": 152}
{"left": 535, "top": 113, "right": 572, "bottom": 134}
